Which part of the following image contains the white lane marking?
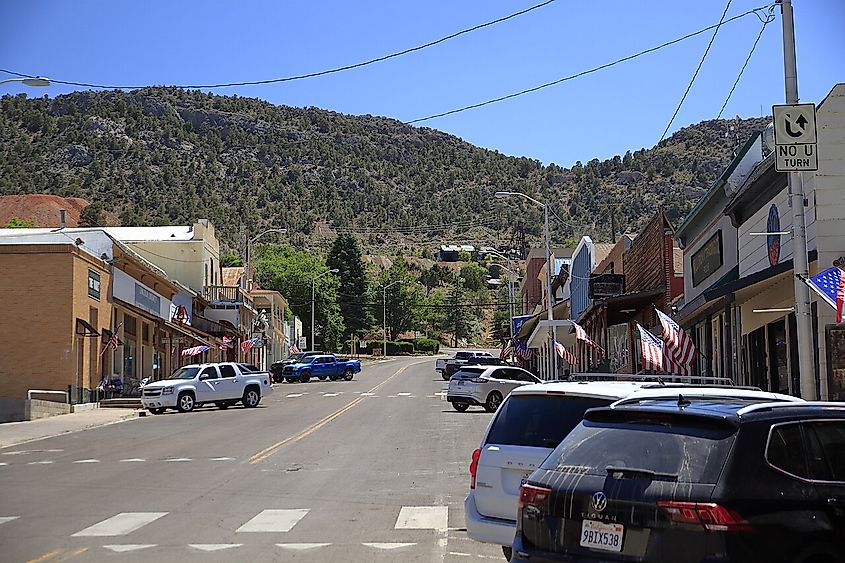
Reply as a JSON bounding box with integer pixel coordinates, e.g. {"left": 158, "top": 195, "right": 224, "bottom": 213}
{"left": 27, "top": 461, "right": 53, "bottom": 465}
{"left": 120, "top": 458, "right": 146, "bottom": 462}
{"left": 448, "top": 553, "right": 502, "bottom": 560}
{"left": 189, "top": 544, "right": 243, "bottom": 551}
{"left": 276, "top": 543, "right": 331, "bottom": 551}
{"left": 163, "top": 458, "right": 192, "bottom": 462}
{"left": 2, "top": 449, "right": 63, "bottom": 455}
{"left": 103, "top": 544, "right": 156, "bottom": 552}
{"left": 0, "top": 462, "right": 7, "bottom": 466}
{"left": 72, "top": 512, "right": 168, "bottom": 537}
{"left": 360, "top": 392, "right": 376, "bottom": 396}
{"left": 395, "top": 506, "right": 449, "bottom": 531}
{"left": 322, "top": 393, "right": 340, "bottom": 397}
{"left": 73, "top": 459, "right": 100, "bottom": 464}
{"left": 362, "top": 543, "right": 417, "bottom": 550}
{"left": 0, "top": 517, "right": 19, "bottom": 525}
{"left": 285, "top": 393, "right": 304, "bottom": 398}
{"left": 236, "top": 509, "right": 309, "bottom": 532}
{"left": 209, "top": 457, "right": 236, "bottom": 461}
{"left": 397, "top": 392, "right": 412, "bottom": 396}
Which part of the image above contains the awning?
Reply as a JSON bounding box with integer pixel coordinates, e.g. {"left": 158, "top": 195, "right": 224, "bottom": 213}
{"left": 526, "top": 320, "right": 578, "bottom": 349}
{"left": 75, "top": 318, "right": 100, "bottom": 337}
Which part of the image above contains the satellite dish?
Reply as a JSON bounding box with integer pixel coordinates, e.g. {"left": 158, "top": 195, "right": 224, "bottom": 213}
{"left": 763, "top": 122, "right": 776, "bottom": 152}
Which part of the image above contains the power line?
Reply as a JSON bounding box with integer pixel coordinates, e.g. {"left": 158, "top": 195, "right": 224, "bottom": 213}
{"left": 0, "top": 0, "right": 556, "bottom": 90}
{"left": 408, "top": 4, "right": 772, "bottom": 124}
{"left": 658, "top": 0, "right": 733, "bottom": 143}
{"left": 717, "top": 5, "right": 776, "bottom": 119}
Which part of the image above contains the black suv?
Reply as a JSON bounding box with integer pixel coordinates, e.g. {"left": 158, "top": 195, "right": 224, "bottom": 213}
{"left": 513, "top": 399, "right": 845, "bottom": 563}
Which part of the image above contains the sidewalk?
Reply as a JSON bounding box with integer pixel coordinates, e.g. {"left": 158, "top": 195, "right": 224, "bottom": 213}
{"left": 0, "top": 408, "right": 140, "bottom": 450}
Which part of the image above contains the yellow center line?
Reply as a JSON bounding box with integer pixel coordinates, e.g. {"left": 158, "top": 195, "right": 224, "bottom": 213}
{"left": 56, "top": 548, "right": 89, "bottom": 561}
{"left": 26, "top": 550, "right": 64, "bottom": 563}
{"left": 248, "top": 359, "right": 427, "bottom": 464}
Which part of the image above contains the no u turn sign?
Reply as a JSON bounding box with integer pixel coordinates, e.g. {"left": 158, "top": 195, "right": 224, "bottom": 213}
{"left": 773, "top": 103, "right": 818, "bottom": 172}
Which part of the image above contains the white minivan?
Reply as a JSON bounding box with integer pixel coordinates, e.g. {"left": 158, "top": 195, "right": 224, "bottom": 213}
{"left": 465, "top": 380, "right": 801, "bottom": 560}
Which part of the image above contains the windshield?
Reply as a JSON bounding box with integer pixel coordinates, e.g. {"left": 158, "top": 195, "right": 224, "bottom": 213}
{"left": 168, "top": 366, "right": 200, "bottom": 380}
{"left": 541, "top": 419, "right": 737, "bottom": 484}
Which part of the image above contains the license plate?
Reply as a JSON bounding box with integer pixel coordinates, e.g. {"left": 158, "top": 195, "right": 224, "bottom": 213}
{"left": 579, "top": 519, "right": 623, "bottom": 552}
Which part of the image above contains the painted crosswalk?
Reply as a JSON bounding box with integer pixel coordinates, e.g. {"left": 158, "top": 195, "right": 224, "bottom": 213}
{"left": 0, "top": 517, "right": 19, "bottom": 525}
{"left": 395, "top": 506, "right": 449, "bottom": 531}
{"left": 235, "top": 509, "right": 310, "bottom": 533}
{"left": 72, "top": 512, "right": 168, "bottom": 537}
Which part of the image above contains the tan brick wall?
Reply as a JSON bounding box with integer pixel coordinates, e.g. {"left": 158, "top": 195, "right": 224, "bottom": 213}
{"left": 0, "top": 245, "right": 111, "bottom": 400}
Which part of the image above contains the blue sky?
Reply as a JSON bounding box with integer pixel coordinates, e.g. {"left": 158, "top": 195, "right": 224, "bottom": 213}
{"left": 1, "top": 0, "right": 842, "bottom": 166}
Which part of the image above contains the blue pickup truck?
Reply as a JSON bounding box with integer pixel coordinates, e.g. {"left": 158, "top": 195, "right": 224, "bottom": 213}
{"left": 280, "top": 354, "right": 362, "bottom": 383}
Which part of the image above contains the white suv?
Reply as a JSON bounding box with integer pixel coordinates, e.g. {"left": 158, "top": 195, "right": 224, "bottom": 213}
{"left": 447, "top": 366, "right": 541, "bottom": 412}
{"left": 464, "top": 381, "right": 801, "bottom": 560}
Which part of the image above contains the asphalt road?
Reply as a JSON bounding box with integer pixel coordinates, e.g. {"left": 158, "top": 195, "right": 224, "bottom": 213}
{"left": 0, "top": 356, "right": 506, "bottom": 562}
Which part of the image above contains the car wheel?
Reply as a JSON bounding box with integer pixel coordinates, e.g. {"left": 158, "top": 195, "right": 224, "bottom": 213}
{"left": 441, "top": 372, "right": 450, "bottom": 380}
{"left": 300, "top": 370, "right": 311, "bottom": 384}
{"left": 148, "top": 407, "right": 165, "bottom": 415}
{"left": 452, "top": 401, "right": 469, "bottom": 412}
{"left": 242, "top": 387, "right": 261, "bottom": 408}
{"left": 177, "top": 392, "right": 195, "bottom": 413}
{"left": 484, "top": 391, "right": 503, "bottom": 413}
{"left": 343, "top": 368, "right": 354, "bottom": 381}
{"left": 216, "top": 402, "right": 229, "bottom": 410}
{"left": 502, "top": 546, "right": 512, "bottom": 561}
{"left": 318, "top": 375, "right": 328, "bottom": 380}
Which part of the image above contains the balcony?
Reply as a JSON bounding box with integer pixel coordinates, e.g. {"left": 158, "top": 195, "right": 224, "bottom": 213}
{"left": 204, "top": 285, "right": 246, "bottom": 303}
{"left": 192, "top": 314, "right": 237, "bottom": 336}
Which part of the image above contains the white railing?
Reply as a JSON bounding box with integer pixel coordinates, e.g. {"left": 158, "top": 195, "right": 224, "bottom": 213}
{"left": 27, "top": 389, "right": 69, "bottom": 403}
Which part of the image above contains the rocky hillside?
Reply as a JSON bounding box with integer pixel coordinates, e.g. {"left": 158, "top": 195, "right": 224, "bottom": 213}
{"left": 0, "top": 88, "right": 768, "bottom": 254}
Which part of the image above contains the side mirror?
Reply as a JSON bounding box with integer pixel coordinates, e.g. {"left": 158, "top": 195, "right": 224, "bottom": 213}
{"left": 199, "top": 374, "right": 211, "bottom": 381}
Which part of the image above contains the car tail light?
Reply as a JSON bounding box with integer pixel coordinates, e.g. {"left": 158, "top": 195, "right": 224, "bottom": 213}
{"left": 657, "top": 501, "right": 751, "bottom": 532}
{"left": 518, "top": 484, "right": 551, "bottom": 512}
{"left": 469, "top": 378, "right": 487, "bottom": 383}
{"left": 469, "top": 448, "right": 481, "bottom": 489}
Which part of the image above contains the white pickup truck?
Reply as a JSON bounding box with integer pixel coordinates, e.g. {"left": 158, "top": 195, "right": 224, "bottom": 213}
{"left": 140, "top": 362, "right": 273, "bottom": 414}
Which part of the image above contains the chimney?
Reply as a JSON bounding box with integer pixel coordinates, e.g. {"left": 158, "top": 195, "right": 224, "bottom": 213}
{"left": 59, "top": 209, "right": 66, "bottom": 229}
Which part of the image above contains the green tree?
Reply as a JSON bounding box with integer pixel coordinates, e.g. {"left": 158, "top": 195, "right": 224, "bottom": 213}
{"left": 256, "top": 245, "right": 345, "bottom": 351}
{"left": 444, "top": 284, "right": 476, "bottom": 347}
{"left": 78, "top": 202, "right": 104, "bottom": 227}
{"left": 4, "top": 217, "right": 35, "bottom": 228}
{"left": 221, "top": 253, "right": 243, "bottom": 267}
{"left": 327, "top": 234, "right": 373, "bottom": 339}
{"left": 459, "top": 262, "right": 488, "bottom": 292}
{"left": 378, "top": 258, "right": 425, "bottom": 340}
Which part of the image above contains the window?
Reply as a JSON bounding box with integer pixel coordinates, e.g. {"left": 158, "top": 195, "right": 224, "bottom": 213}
{"left": 805, "top": 421, "right": 845, "bottom": 482}
{"left": 219, "top": 365, "right": 237, "bottom": 379}
{"left": 766, "top": 423, "right": 808, "bottom": 478}
{"left": 199, "top": 367, "right": 218, "bottom": 380}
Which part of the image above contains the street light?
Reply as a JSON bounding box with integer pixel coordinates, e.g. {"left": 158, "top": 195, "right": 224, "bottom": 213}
{"left": 495, "top": 191, "right": 558, "bottom": 379}
{"left": 246, "top": 228, "right": 287, "bottom": 289}
{"left": 380, "top": 280, "right": 401, "bottom": 357}
{"left": 311, "top": 268, "right": 339, "bottom": 351}
{"left": 0, "top": 77, "right": 50, "bottom": 87}
{"left": 485, "top": 249, "right": 518, "bottom": 354}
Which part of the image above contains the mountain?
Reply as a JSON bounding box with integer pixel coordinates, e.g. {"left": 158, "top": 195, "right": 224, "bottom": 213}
{"left": 0, "top": 87, "right": 769, "bottom": 254}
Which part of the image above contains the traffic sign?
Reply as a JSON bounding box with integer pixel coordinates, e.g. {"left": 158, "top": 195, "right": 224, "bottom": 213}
{"left": 773, "top": 103, "right": 818, "bottom": 172}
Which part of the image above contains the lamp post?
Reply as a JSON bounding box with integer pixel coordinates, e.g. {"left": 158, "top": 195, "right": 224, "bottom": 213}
{"left": 486, "top": 249, "right": 517, "bottom": 352}
{"left": 0, "top": 77, "right": 50, "bottom": 87}
{"left": 311, "top": 268, "right": 338, "bottom": 351}
{"left": 246, "top": 228, "right": 286, "bottom": 289}
{"left": 380, "top": 280, "right": 401, "bottom": 357}
{"left": 495, "top": 191, "right": 557, "bottom": 379}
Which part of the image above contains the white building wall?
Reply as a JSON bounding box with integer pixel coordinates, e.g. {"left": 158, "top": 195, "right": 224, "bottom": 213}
{"left": 683, "top": 215, "right": 738, "bottom": 302}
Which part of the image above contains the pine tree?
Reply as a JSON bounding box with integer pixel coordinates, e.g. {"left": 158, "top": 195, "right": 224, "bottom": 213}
{"left": 327, "top": 234, "right": 373, "bottom": 339}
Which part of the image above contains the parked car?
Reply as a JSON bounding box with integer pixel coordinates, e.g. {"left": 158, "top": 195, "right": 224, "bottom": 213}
{"left": 447, "top": 366, "right": 540, "bottom": 412}
{"left": 465, "top": 382, "right": 801, "bottom": 561}
{"left": 281, "top": 354, "right": 361, "bottom": 383}
{"left": 270, "top": 351, "right": 323, "bottom": 383}
{"left": 140, "top": 362, "right": 273, "bottom": 414}
{"left": 445, "top": 356, "right": 513, "bottom": 379}
{"left": 437, "top": 350, "right": 495, "bottom": 380}
{"left": 511, "top": 398, "right": 840, "bottom": 563}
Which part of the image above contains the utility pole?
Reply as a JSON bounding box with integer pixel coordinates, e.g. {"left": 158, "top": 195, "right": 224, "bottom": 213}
{"left": 543, "top": 202, "right": 558, "bottom": 380}
{"left": 780, "top": 0, "right": 816, "bottom": 400}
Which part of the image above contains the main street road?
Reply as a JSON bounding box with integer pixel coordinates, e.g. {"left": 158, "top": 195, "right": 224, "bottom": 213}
{"left": 0, "top": 357, "right": 505, "bottom": 562}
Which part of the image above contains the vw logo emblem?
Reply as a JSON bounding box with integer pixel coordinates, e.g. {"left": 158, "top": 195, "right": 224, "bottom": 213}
{"left": 591, "top": 491, "right": 608, "bottom": 513}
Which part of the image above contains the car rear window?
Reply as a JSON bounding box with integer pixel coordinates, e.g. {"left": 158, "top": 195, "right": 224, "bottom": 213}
{"left": 452, "top": 367, "right": 485, "bottom": 379}
{"left": 541, "top": 419, "right": 736, "bottom": 484}
{"left": 485, "top": 395, "right": 613, "bottom": 449}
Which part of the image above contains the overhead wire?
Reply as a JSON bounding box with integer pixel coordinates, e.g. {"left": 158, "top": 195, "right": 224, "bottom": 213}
{"left": 408, "top": 4, "right": 772, "bottom": 124}
{"left": 0, "top": 0, "right": 556, "bottom": 90}
{"left": 658, "top": 0, "right": 734, "bottom": 143}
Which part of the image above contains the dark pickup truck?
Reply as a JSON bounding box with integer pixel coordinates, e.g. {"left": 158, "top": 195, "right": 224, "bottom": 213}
{"left": 443, "top": 356, "right": 513, "bottom": 379}
{"left": 270, "top": 351, "right": 323, "bottom": 383}
{"left": 280, "top": 354, "right": 362, "bottom": 383}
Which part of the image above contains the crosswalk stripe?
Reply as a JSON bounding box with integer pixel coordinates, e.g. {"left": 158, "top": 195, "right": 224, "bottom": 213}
{"left": 209, "top": 457, "right": 236, "bottom": 461}
{"left": 0, "top": 517, "right": 19, "bottom": 525}
{"left": 120, "top": 458, "right": 146, "bottom": 462}
{"left": 360, "top": 392, "right": 376, "bottom": 396}
{"left": 0, "top": 462, "right": 7, "bottom": 466}
{"left": 276, "top": 543, "right": 331, "bottom": 551}
{"left": 236, "top": 509, "right": 309, "bottom": 533}
{"left": 397, "top": 392, "right": 413, "bottom": 396}
{"left": 27, "top": 461, "right": 53, "bottom": 465}
{"left": 164, "top": 458, "right": 192, "bottom": 462}
{"left": 395, "top": 506, "right": 449, "bottom": 531}
{"left": 72, "top": 512, "right": 168, "bottom": 537}
{"left": 103, "top": 544, "right": 156, "bottom": 552}
{"left": 285, "top": 393, "right": 303, "bottom": 398}
{"left": 188, "top": 544, "right": 242, "bottom": 551}
{"left": 362, "top": 542, "right": 417, "bottom": 550}
{"left": 322, "top": 393, "right": 340, "bottom": 397}
{"left": 73, "top": 459, "right": 100, "bottom": 464}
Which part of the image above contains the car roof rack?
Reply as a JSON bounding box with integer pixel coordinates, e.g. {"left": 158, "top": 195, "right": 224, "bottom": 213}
{"left": 610, "top": 388, "right": 799, "bottom": 408}
{"left": 566, "top": 373, "right": 735, "bottom": 385}
{"left": 736, "top": 401, "right": 845, "bottom": 416}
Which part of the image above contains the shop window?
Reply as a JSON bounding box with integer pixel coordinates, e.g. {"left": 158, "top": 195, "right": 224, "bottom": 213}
{"left": 767, "top": 320, "right": 789, "bottom": 395}
{"left": 749, "top": 327, "right": 768, "bottom": 390}
{"left": 124, "top": 314, "right": 137, "bottom": 336}
{"left": 788, "top": 313, "right": 800, "bottom": 397}
{"left": 142, "top": 323, "right": 150, "bottom": 344}
{"left": 827, "top": 325, "right": 845, "bottom": 401}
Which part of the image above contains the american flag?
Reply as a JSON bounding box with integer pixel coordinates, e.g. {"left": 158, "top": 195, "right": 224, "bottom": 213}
{"left": 219, "top": 336, "right": 232, "bottom": 350}
{"left": 500, "top": 339, "right": 513, "bottom": 360}
{"left": 181, "top": 345, "right": 209, "bottom": 357}
{"left": 513, "top": 339, "right": 534, "bottom": 360}
{"left": 241, "top": 336, "right": 260, "bottom": 353}
{"left": 808, "top": 267, "right": 845, "bottom": 323}
{"left": 655, "top": 308, "right": 696, "bottom": 375}
{"left": 289, "top": 343, "right": 300, "bottom": 355}
{"left": 572, "top": 322, "right": 602, "bottom": 353}
{"left": 554, "top": 341, "right": 577, "bottom": 365}
{"left": 636, "top": 323, "right": 664, "bottom": 372}
{"left": 108, "top": 331, "right": 119, "bottom": 351}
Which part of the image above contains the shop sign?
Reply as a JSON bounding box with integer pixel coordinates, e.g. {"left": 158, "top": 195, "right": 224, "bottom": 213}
{"left": 589, "top": 273, "right": 625, "bottom": 299}
{"left": 691, "top": 231, "right": 723, "bottom": 287}
{"left": 88, "top": 269, "right": 101, "bottom": 300}
{"left": 112, "top": 268, "right": 171, "bottom": 320}
{"left": 135, "top": 284, "right": 161, "bottom": 315}
{"left": 767, "top": 204, "right": 781, "bottom": 267}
